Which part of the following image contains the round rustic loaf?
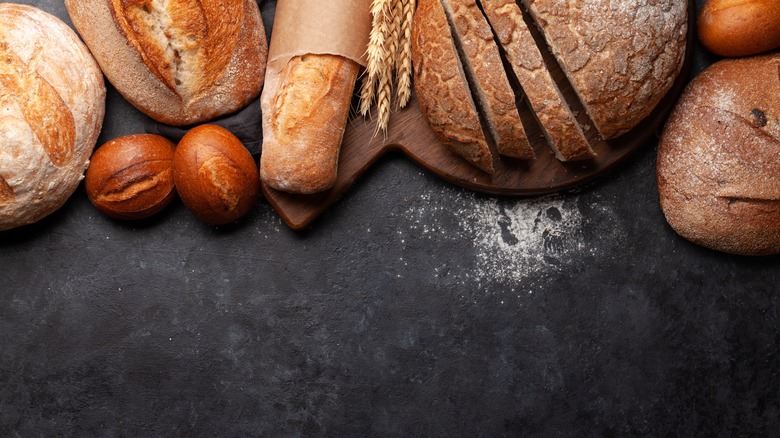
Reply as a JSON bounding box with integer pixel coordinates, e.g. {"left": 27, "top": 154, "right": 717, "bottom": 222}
{"left": 0, "top": 4, "right": 106, "bottom": 231}
{"left": 657, "top": 54, "right": 780, "bottom": 256}
{"left": 64, "top": 0, "right": 267, "bottom": 126}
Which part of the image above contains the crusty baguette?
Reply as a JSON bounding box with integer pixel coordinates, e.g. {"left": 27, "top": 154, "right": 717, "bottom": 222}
{"left": 413, "top": 0, "right": 495, "bottom": 174}
{"left": 65, "top": 0, "right": 266, "bottom": 126}
{"left": 260, "top": 54, "right": 360, "bottom": 194}
{"left": 480, "top": 0, "right": 594, "bottom": 161}
{"left": 0, "top": 4, "right": 105, "bottom": 231}
{"left": 657, "top": 54, "right": 780, "bottom": 256}
{"left": 441, "top": 0, "right": 534, "bottom": 161}
{"left": 521, "top": 0, "right": 687, "bottom": 140}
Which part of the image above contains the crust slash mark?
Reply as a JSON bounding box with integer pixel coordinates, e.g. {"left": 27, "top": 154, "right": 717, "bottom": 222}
{"left": 0, "top": 43, "right": 76, "bottom": 168}
{"left": 512, "top": 0, "right": 604, "bottom": 148}
{"left": 439, "top": 0, "right": 501, "bottom": 169}
{"left": 0, "top": 176, "right": 14, "bottom": 205}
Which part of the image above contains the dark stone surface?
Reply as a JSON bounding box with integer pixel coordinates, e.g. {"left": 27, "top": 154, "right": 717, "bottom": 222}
{"left": 1, "top": 1, "right": 778, "bottom": 436}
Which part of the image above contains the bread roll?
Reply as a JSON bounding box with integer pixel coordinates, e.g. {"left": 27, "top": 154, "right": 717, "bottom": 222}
{"left": 441, "top": 0, "right": 534, "bottom": 161}
{"left": 412, "top": 0, "right": 495, "bottom": 174}
{"left": 65, "top": 0, "right": 267, "bottom": 126}
{"left": 657, "top": 54, "right": 780, "bottom": 256}
{"left": 521, "top": 0, "right": 688, "bottom": 140}
{"left": 260, "top": 54, "right": 360, "bottom": 194}
{"left": 698, "top": 0, "right": 780, "bottom": 57}
{"left": 0, "top": 4, "right": 105, "bottom": 231}
{"left": 481, "top": 0, "right": 593, "bottom": 161}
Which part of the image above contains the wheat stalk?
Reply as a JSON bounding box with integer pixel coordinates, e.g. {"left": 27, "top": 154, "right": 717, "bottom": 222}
{"left": 374, "top": 0, "right": 397, "bottom": 136}
{"left": 396, "top": 0, "right": 415, "bottom": 108}
{"left": 359, "top": 0, "right": 390, "bottom": 117}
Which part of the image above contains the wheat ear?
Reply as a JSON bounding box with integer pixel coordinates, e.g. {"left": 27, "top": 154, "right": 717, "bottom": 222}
{"left": 375, "top": 0, "right": 399, "bottom": 136}
{"left": 396, "top": 0, "right": 415, "bottom": 108}
{"left": 359, "top": 0, "right": 390, "bottom": 117}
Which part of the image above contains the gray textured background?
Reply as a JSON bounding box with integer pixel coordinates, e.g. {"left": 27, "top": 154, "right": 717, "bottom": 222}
{"left": 1, "top": 0, "right": 778, "bottom": 436}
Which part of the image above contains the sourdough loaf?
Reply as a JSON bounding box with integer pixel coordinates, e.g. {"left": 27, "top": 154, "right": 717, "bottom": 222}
{"left": 441, "top": 0, "right": 534, "bottom": 161}
{"left": 0, "top": 4, "right": 106, "bottom": 231}
{"left": 65, "top": 0, "right": 267, "bottom": 126}
{"left": 481, "top": 0, "right": 593, "bottom": 161}
{"left": 521, "top": 0, "right": 688, "bottom": 140}
{"left": 413, "top": 0, "right": 495, "bottom": 174}
{"left": 260, "top": 54, "right": 360, "bottom": 194}
{"left": 657, "top": 54, "right": 780, "bottom": 256}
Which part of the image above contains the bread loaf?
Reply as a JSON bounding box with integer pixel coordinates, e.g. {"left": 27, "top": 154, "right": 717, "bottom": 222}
{"left": 481, "top": 0, "right": 593, "bottom": 161}
{"left": 413, "top": 0, "right": 495, "bottom": 174}
{"left": 65, "top": 0, "right": 267, "bottom": 126}
{"left": 260, "top": 54, "right": 360, "bottom": 194}
{"left": 441, "top": 0, "right": 534, "bottom": 160}
{"left": 521, "top": 0, "right": 688, "bottom": 140}
{"left": 0, "top": 4, "right": 105, "bottom": 231}
{"left": 657, "top": 54, "right": 780, "bottom": 256}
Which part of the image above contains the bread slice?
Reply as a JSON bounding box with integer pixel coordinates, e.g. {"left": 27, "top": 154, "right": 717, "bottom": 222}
{"left": 479, "top": 0, "right": 594, "bottom": 161}
{"left": 520, "top": 0, "right": 687, "bottom": 140}
{"left": 440, "top": 0, "right": 535, "bottom": 160}
{"left": 413, "top": 0, "right": 495, "bottom": 173}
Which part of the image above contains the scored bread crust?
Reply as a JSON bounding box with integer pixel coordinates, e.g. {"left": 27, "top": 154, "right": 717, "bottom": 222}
{"left": 442, "top": 0, "right": 534, "bottom": 161}
{"left": 657, "top": 54, "right": 780, "bottom": 256}
{"left": 413, "top": 0, "right": 495, "bottom": 174}
{"left": 0, "top": 4, "right": 105, "bottom": 231}
{"left": 65, "top": 0, "right": 267, "bottom": 127}
{"left": 261, "top": 54, "right": 360, "bottom": 194}
{"left": 522, "top": 0, "right": 687, "bottom": 140}
{"left": 481, "top": 0, "right": 594, "bottom": 161}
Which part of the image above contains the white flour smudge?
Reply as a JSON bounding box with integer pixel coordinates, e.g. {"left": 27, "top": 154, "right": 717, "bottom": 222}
{"left": 403, "top": 186, "right": 597, "bottom": 287}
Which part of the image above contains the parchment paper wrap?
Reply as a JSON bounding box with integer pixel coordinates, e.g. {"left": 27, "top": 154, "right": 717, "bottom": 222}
{"left": 268, "top": 0, "right": 372, "bottom": 69}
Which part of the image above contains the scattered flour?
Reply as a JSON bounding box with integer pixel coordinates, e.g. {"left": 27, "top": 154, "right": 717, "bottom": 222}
{"left": 403, "top": 186, "right": 594, "bottom": 288}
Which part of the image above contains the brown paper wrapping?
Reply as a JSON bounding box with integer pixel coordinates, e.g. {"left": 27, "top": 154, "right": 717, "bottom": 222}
{"left": 268, "top": 0, "right": 372, "bottom": 70}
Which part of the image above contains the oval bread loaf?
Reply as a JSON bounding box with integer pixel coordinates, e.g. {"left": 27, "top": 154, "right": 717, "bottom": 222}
{"left": 0, "top": 4, "right": 106, "bottom": 231}
{"left": 657, "top": 54, "right": 780, "bottom": 256}
{"left": 698, "top": 0, "right": 780, "bottom": 57}
{"left": 65, "top": 0, "right": 267, "bottom": 126}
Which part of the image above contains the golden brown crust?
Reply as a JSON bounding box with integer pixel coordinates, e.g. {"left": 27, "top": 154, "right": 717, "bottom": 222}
{"left": 412, "top": 0, "right": 494, "bottom": 174}
{"left": 85, "top": 134, "right": 176, "bottom": 220}
{"left": 657, "top": 54, "right": 780, "bottom": 256}
{"left": 443, "top": 0, "right": 534, "bottom": 160}
{"left": 174, "top": 124, "right": 259, "bottom": 225}
{"left": 65, "top": 0, "right": 266, "bottom": 126}
{"left": 0, "top": 4, "right": 105, "bottom": 231}
{"left": 260, "top": 54, "right": 361, "bottom": 194}
{"left": 481, "top": 0, "right": 594, "bottom": 161}
{"left": 522, "top": 0, "right": 688, "bottom": 140}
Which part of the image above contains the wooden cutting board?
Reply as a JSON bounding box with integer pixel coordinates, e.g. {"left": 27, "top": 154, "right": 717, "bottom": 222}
{"left": 262, "top": 1, "right": 696, "bottom": 231}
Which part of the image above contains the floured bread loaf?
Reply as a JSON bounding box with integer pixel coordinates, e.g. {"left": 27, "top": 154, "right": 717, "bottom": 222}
{"left": 657, "top": 54, "right": 780, "bottom": 256}
{"left": 522, "top": 0, "right": 688, "bottom": 140}
{"left": 65, "top": 0, "right": 267, "bottom": 126}
{"left": 413, "top": 0, "right": 495, "bottom": 174}
{"left": 0, "top": 4, "right": 106, "bottom": 231}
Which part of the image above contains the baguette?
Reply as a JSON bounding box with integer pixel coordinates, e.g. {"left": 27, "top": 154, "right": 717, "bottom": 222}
{"left": 260, "top": 54, "right": 360, "bottom": 194}
{"left": 65, "top": 0, "right": 267, "bottom": 126}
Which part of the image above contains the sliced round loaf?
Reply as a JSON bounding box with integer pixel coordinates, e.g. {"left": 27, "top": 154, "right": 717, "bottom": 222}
{"left": 65, "top": 0, "right": 267, "bottom": 126}
{"left": 657, "top": 54, "right": 780, "bottom": 256}
{"left": 522, "top": 0, "right": 688, "bottom": 140}
{"left": 0, "top": 4, "right": 106, "bottom": 231}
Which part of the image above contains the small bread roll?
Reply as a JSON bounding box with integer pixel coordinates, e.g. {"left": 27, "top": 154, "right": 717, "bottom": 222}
{"left": 657, "top": 54, "right": 780, "bottom": 256}
{"left": 698, "top": 0, "right": 780, "bottom": 57}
